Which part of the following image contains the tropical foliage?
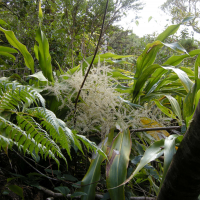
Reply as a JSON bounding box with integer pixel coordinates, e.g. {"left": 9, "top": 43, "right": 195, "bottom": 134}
{"left": 1, "top": 1, "right": 200, "bottom": 200}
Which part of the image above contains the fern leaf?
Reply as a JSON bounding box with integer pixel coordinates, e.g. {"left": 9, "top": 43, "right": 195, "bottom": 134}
{"left": 0, "top": 81, "right": 45, "bottom": 112}
{"left": 0, "top": 115, "right": 67, "bottom": 166}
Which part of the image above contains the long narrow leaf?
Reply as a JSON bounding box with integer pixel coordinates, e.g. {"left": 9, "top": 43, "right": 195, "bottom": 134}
{"left": 106, "top": 129, "right": 131, "bottom": 200}
{"left": 0, "top": 27, "right": 34, "bottom": 73}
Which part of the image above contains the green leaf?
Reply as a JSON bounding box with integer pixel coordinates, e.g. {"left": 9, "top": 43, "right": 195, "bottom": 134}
{"left": 106, "top": 129, "right": 132, "bottom": 200}
{"left": 38, "top": 1, "right": 43, "bottom": 20}
{"left": 154, "top": 100, "right": 176, "bottom": 119}
{"left": 157, "top": 24, "right": 180, "bottom": 42}
{"left": 162, "top": 66, "right": 193, "bottom": 93}
{"left": 0, "top": 19, "right": 9, "bottom": 27}
{"left": 81, "top": 132, "right": 113, "bottom": 200}
{"left": 135, "top": 41, "right": 163, "bottom": 79}
{"left": 7, "top": 185, "right": 24, "bottom": 200}
{"left": 183, "top": 83, "right": 196, "bottom": 120}
{"left": 132, "top": 64, "right": 161, "bottom": 102}
{"left": 54, "top": 186, "right": 70, "bottom": 196}
{"left": 71, "top": 192, "right": 87, "bottom": 198}
{"left": 0, "top": 52, "right": 16, "bottom": 60}
{"left": 156, "top": 16, "right": 192, "bottom": 42}
{"left": 35, "top": 27, "right": 54, "bottom": 82}
{"left": 165, "top": 95, "right": 182, "bottom": 121}
{"left": 163, "top": 49, "right": 200, "bottom": 66}
{"left": 0, "top": 27, "right": 34, "bottom": 73}
{"left": 28, "top": 71, "right": 48, "bottom": 82}
{"left": 163, "top": 42, "right": 188, "bottom": 54}
{"left": 195, "top": 54, "right": 200, "bottom": 91}
{"left": 158, "top": 135, "right": 182, "bottom": 193}
{"left": 0, "top": 46, "right": 18, "bottom": 54}
{"left": 112, "top": 140, "right": 164, "bottom": 189}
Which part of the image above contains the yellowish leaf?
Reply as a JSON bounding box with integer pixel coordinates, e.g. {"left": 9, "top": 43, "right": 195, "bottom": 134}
{"left": 140, "top": 117, "right": 170, "bottom": 140}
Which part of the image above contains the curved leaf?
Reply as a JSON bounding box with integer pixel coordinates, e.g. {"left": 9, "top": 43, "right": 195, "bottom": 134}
{"left": 165, "top": 95, "right": 182, "bottom": 121}
{"left": 108, "top": 140, "right": 164, "bottom": 189}
{"left": 0, "top": 27, "right": 34, "bottom": 73}
{"left": 106, "top": 129, "right": 131, "bottom": 200}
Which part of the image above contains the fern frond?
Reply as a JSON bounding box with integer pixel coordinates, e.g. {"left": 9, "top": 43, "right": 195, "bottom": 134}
{"left": 28, "top": 107, "right": 72, "bottom": 156}
{"left": 0, "top": 81, "right": 45, "bottom": 112}
{"left": 0, "top": 115, "right": 66, "bottom": 166}
{"left": 75, "top": 134, "right": 107, "bottom": 158}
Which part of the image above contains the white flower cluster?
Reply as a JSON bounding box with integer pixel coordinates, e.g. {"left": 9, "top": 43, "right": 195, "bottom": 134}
{"left": 44, "top": 61, "right": 170, "bottom": 138}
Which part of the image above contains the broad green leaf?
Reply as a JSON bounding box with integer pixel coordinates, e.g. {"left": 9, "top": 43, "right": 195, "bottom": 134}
{"left": 28, "top": 71, "right": 48, "bottom": 82}
{"left": 54, "top": 186, "right": 70, "bottom": 196}
{"left": 180, "top": 67, "right": 194, "bottom": 77}
{"left": 158, "top": 135, "right": 182, "bottom": 193}
{"left": 35, "top": 27, "right": 54, "bottom": 82}
{"left": 132, "top": 64, "right": 161, "bottom": 102}
{"left": 111, "top": 140, "right": 164, "bottom": 189}
{"left": 157, "top": 24, "right": 180, "bottom": 42}
{"left": 162, "top": 66, "right": 193, "bottom": 93}
{"left": 165, "top": 95, "right": 182, "bottom": 121}
{"left": 154, "top": 99, "right": 176, "bottom": 119}
{"left": 106, "top": 129, "right": 131, "bottom": 200}
{"left": 183, "top": 83, "right": 196, "bottom": 120}
{"left": 7, "top": 185, "right": 24, "bottom": 200}
{"left": 135, "top": 41, "right": 163, "bottom": 79}
{"left": 163, "top": 49, "right": 200, "bottom": 66}
{"left": 157, "top": 17, "right": 193, "bottom": 42}
{"left": 163, "top": 42, "right": 188, "bottom": 54}
{"left": 0, "top": 27, "right": 34, "bottom": 73}
{"left": 81, "top": 132, "right": 113, "bottom": 200}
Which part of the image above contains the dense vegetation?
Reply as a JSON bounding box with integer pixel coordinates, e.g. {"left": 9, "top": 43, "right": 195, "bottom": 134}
{"left": 0, "top": 0, "right": 200, "bottom": 200}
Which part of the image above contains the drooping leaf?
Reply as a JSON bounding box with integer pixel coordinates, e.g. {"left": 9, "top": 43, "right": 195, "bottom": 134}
{"left": 81, "top": 140, "right": 108, "bottom": 200}
{"left": 162, "top": 66, "right": 193, "bottom": 93}
{"left": 158, "top": 135, "right": 180, "bottom": 193}
{"left": 163, "top": 42, "right": 188, "bottom": 54}
{"left": 28, "top": 71, "right": 48, "bottom": 82}
{"left": 165, "top": 95, "right": 182, "bottom": 121}
{"left": 110, "top": 140, "right": 164, "bottom": 189}
{"left": 0, "top": 27, "right": 34, "bottom": 73}
{"left": 154, "top": 99, "right": 177, "bottom": 119}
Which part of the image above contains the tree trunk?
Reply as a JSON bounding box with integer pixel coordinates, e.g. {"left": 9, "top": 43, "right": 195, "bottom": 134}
{"left": 157, "top": 100, "right": 200, "bottom": 200}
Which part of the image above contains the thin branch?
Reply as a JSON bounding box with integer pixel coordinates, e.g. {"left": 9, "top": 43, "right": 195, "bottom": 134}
{"left": 73, "top": 0, "right": 109, "bottom": 126}
{"left": 39, "top": 185, "right": 156, "bottom": 200}
{"left": 131, "top": 126, "right": 181, "bottom": 133}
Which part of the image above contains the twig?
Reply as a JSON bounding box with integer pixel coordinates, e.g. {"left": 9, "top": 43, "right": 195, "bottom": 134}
{"left": 131, "top": 126, "right": 181, "bottom": 133}
{"left": 73, "top": 0, "right": 109, "bottom": 126}
{"left": 39, "top": 185, "right": 156, "bottom": 200}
